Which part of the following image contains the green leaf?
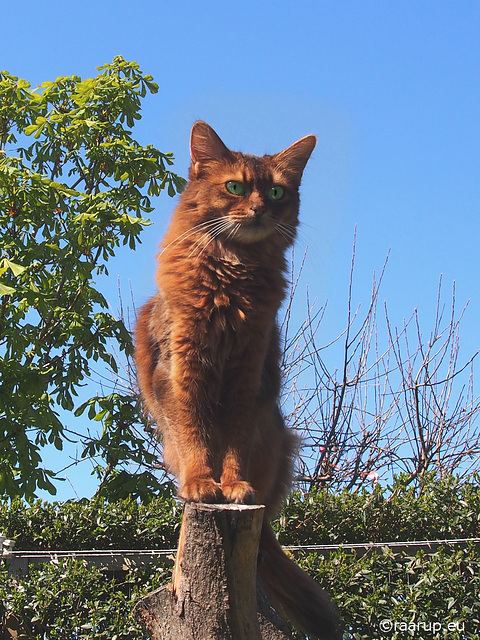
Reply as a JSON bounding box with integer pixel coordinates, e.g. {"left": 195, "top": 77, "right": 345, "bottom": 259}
{"left": 0, "top": 281, "right": 16, "bottom": 295}
{"left": 24, "top": 124, "right": 39, "bottom": 136}
{"left": 3, "top": 259, "right": 26, "bottom": 277}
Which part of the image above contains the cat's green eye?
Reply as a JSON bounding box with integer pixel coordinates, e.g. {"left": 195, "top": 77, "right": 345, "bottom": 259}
{"left": 226, "top": 181, "right": 245, "bottom": 196}
{"left": 267, "top": 185, "right": 284, "bottom": 201}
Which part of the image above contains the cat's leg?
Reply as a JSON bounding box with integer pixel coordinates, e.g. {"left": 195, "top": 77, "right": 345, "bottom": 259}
{"left": 218, "top": 355, "right": 269, "bottom": 503}
{"left": 169, "top": 401, "right": 223, "bottom": 503}
{"left": 168, "top": 327, "right": 225, "bottom": 503}
{"left": 220, "top": 436, "right": 257, "bottom": 505}
{"left": 134, "top": 298, "right": 161, "bottom": 416}
{"left": 136, "top": 298, "right": 222, "bottom": 502}
{"left": 218, "top": 324, "right": 287, "bottom": 504}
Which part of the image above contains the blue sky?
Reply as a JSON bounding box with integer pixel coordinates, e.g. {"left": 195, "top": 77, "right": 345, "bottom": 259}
{"left": 3, "top": 0, "right": 480, "bottom": 499}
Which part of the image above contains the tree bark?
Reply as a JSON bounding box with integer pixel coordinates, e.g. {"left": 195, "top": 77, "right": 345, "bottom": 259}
{"left": 133, "top": 502, "right": 292, "bottom": 639}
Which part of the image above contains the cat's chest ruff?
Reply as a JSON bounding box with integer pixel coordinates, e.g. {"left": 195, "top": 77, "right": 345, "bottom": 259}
{"left": 198, "top": 255, "right": 278, "bottom": 329}
{"left": 201, "top": 257, "right": 251, "bottom": 313}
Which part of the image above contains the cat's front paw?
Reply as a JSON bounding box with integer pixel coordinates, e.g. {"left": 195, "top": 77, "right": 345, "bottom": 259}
{"left": 180, "top": 477, "right": 223, "bottom": 503}
{"left": 221, "top": 480, "right": 256, "bottom": 504}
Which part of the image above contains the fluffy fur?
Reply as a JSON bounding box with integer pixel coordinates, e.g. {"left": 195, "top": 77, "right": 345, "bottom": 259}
{"left": 134, "top": 121, "right": 342, "bottom": 639}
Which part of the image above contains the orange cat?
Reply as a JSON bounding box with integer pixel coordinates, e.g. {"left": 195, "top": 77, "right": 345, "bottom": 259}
{"left": 134, "top": 122, "right": 342, "bottom": 639}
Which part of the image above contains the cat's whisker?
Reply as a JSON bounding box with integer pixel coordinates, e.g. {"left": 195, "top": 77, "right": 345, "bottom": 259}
{"left": 203, "top": 220, "right": 240, "bottom": 253}
{"left": 275, "top": 221, "right": 297, "bottom": 244}
{"left": 188, "top": 219, "right": 232, "bottom": 245}
{"left": 188, "top": 219, "right": 235, "bottom": 259}
{"left": 188, "top": 230, "right": 221, "bottom": 259}
{"left": 167, "top": 219, "right": 217, "bottom": 243}
{"left": 225, "top": 222, "right": 241, "bottom": 242}
{"left": 290, "top": 223, "right": 311, "bottom": 250}
{"left": 175, "top": 220, "right": 226, "bottom": 249}
{"left": 161, "top": 217, "right": 230, "bottom": 254}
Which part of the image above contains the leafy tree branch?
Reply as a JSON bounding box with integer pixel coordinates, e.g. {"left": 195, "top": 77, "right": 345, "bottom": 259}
{"left": 0, "top": 57, "right": 185, "bottom": 499}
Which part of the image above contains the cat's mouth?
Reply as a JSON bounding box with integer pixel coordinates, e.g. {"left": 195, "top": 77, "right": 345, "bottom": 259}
{"left": 233, "top": 216, "right": 274, "bottom": 243}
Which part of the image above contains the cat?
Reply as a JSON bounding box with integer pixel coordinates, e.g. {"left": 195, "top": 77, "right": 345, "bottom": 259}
{"left": 134, "top": 121, "right": 342, "bottom": 640}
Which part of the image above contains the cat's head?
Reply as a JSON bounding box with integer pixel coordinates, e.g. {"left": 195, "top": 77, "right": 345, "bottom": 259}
{"left": 183, "top": 121, "right": 316, "bottom": 247}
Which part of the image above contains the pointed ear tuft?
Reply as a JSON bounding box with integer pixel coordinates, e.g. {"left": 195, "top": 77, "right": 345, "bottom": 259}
{"left": 190, "top": 121, "right": 235, "bottom": 175}
{"left": 273, "top": 134, "right": 317, "bottom": 183}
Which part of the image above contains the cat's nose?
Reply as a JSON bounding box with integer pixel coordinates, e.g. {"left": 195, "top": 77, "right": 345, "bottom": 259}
{"left": 250, "top": 202, "right": 266, "bottom": 217}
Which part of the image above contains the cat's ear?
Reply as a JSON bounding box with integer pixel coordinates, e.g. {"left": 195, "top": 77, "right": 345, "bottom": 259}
{"left": 190, "top": 121, "right": 235, "bottom": 176}
{"left": 273, "top": 134, "right": 317, "bottom": 183}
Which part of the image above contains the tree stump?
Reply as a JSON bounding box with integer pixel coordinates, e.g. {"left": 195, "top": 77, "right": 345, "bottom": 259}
{"left": 133, "top": 503, "right": 292, "bottom": 639}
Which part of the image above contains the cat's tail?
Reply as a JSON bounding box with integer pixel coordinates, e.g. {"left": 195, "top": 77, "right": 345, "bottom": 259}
{"left": 258, "top": 523, "right": 343, "bottom": 640}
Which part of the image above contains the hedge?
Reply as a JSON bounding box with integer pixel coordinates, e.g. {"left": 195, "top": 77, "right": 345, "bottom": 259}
{"left": 0, "top": 483, "right": 180, "bottom": 552}
{"left": 1, "top": 475, "right": 479, "bottom": 640}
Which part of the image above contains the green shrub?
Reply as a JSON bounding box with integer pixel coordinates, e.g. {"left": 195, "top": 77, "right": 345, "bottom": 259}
{"left": 1, "top": 475, "right": 479, "bottom": 639}
{"left": 0, "top": 487, "right": 180, "bottom": 551}
{"left": 276, "top": 473, "right": 480, "bottom": 545}
{"left": 0, "top": 558, "right": 170, "bottom": 640}
{"left": 295, "top": 545, "right": 479, "bottom": 639}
